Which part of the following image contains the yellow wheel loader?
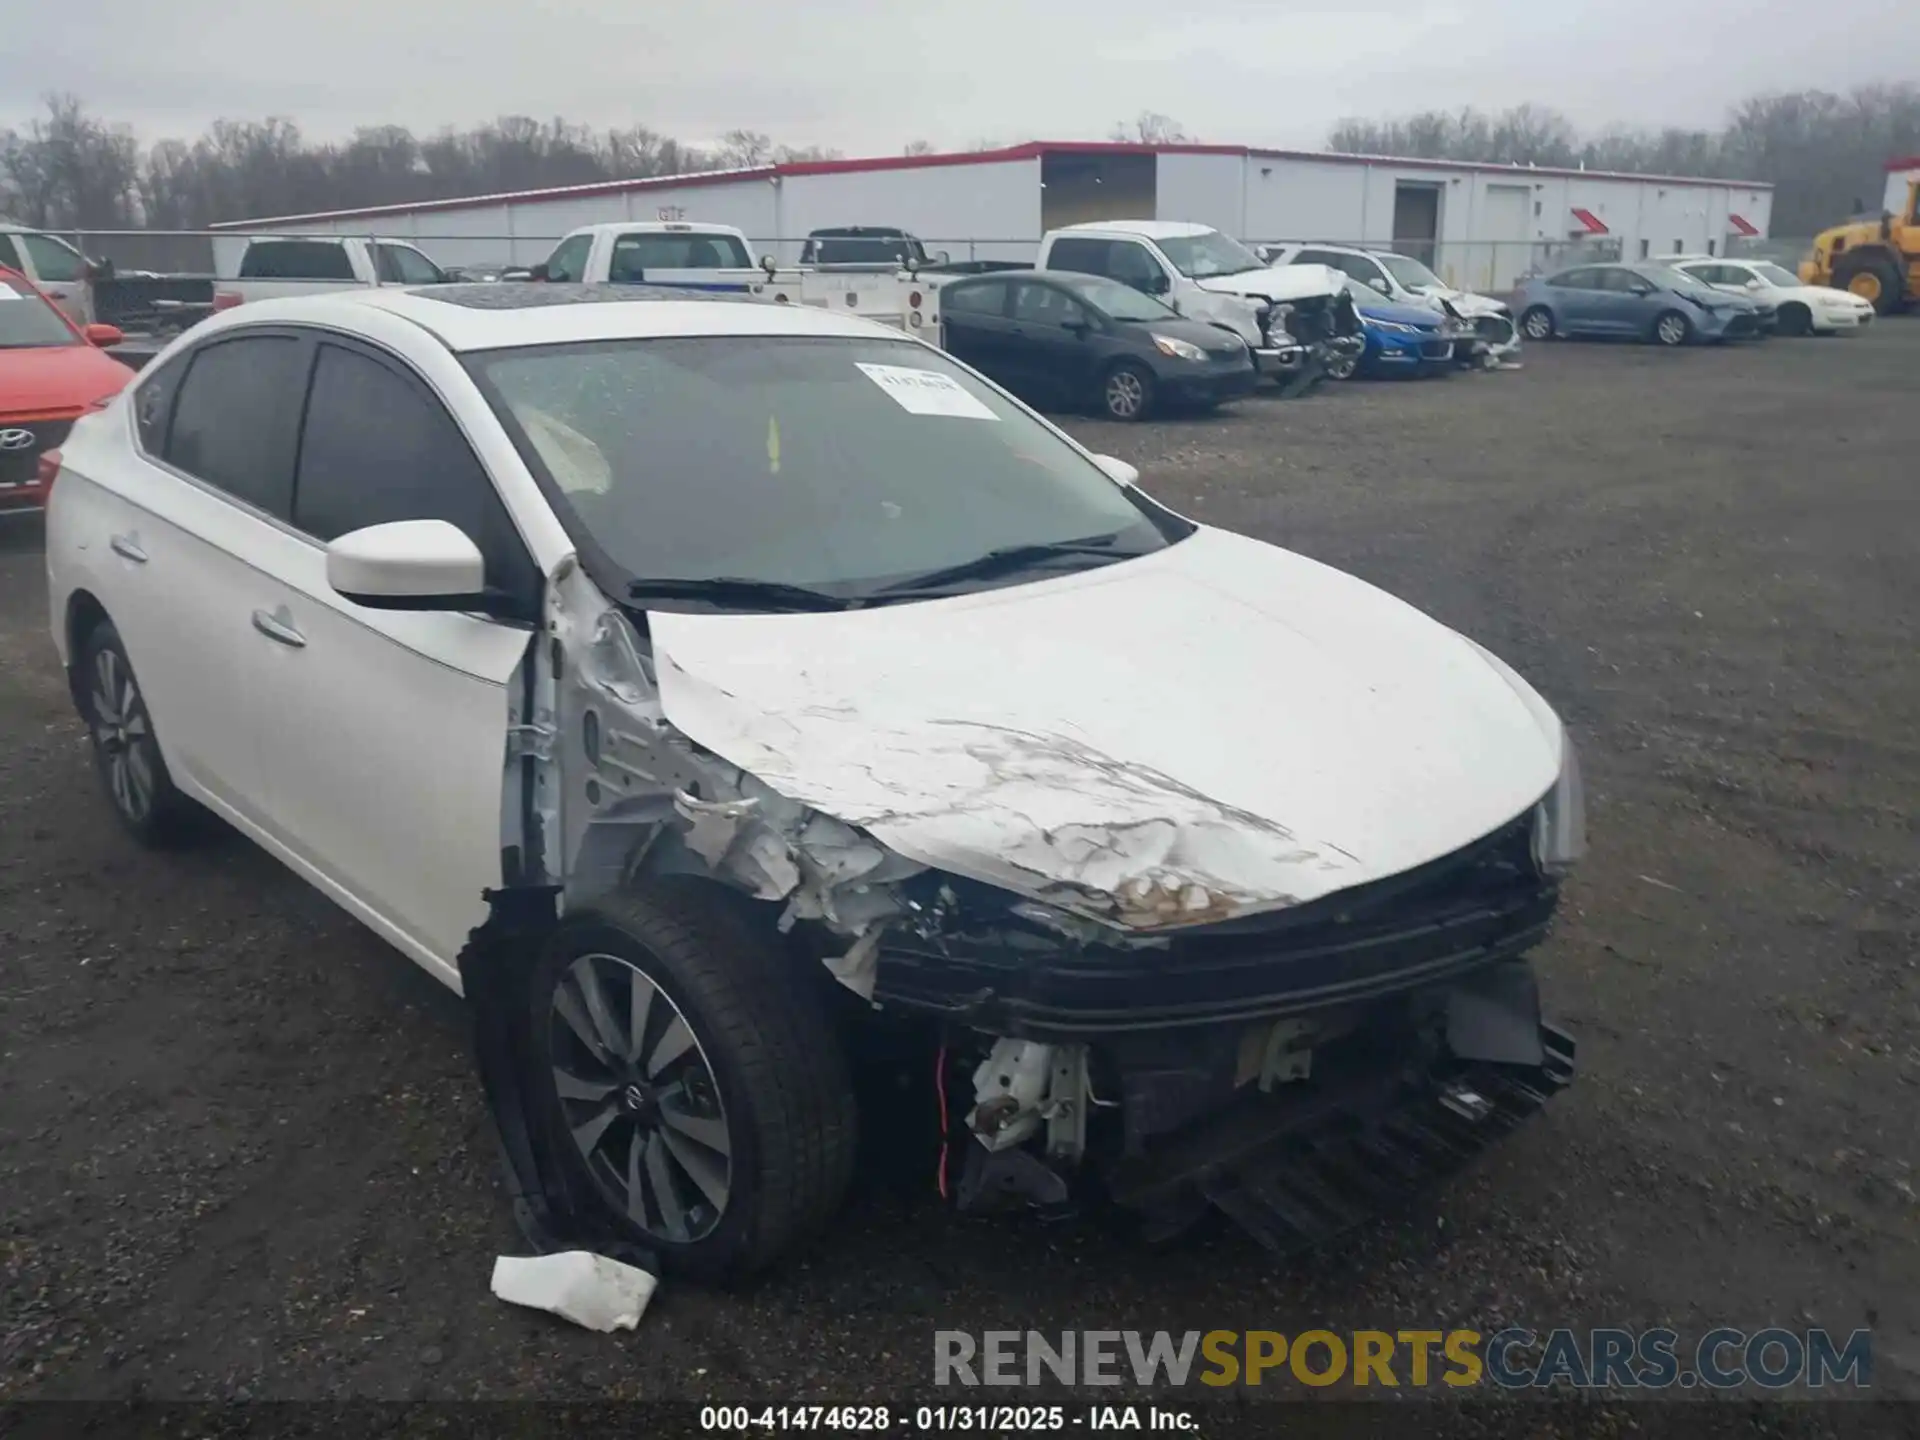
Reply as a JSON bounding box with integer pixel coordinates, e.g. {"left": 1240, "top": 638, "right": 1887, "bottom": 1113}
{"left": 1799, "top": 159, "right": 1920, "bottom": 314}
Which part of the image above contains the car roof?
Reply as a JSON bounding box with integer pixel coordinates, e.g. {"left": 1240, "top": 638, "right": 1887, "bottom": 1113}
{"left": 188, "top": 284, "right": 921, "bottom": 354}
{"left": 808, "top": 226, "right": 912, "bottom": 237}
{"left": 1054, "top": 220, "right": 1214, "bottom": 240}
{"left": 561, "top": 220, "right": 746, "bottom": 236}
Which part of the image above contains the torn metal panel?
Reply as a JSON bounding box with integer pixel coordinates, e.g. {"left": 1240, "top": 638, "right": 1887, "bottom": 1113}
{"left": 645, "top": 526, "right": 1564, "bottom": 933}
{"left": 535, "top": 561, "right": 925, "bottom": 996}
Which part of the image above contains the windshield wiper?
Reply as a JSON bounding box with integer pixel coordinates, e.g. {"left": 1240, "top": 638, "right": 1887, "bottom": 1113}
{"left": 874, "top": 534, "right": 1143, "bottom": 597}
{"left": 625, "top": 576, "right": 853, "bottom": 612}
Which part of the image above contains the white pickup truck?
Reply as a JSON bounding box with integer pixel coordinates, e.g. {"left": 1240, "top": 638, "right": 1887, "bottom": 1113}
{"left": 535, "top": 221, "right": 946, "bottom": 337}
{"left": 1, "top": 223, "right": 214, "bottom": 339}
{"left": 210, "top": 235, "right": 451, "bottom": 311}
{"left": 1033, "top": 221, "right": 1363, "bottom": 386}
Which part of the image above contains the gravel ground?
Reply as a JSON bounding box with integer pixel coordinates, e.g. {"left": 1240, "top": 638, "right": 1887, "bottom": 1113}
{"left": 1, "top": 323, "right": 1916, "bottom": 1420}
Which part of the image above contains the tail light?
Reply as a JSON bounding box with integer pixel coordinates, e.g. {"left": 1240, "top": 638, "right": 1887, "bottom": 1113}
{"left": 212, "top": 290, "right": 243, "bottom": 311}
{"left": 909, "top": 290, "right": 923, "bottom": 309}
{"left": 37, "top": 448, "right": 62, "bottom": 493}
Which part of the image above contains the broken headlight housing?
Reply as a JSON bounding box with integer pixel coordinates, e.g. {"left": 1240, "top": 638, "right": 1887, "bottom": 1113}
{"left": 1531, "top": 735, "right": 1587, "bottom": 876}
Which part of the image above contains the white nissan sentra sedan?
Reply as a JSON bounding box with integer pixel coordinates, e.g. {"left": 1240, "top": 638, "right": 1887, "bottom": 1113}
{"left": 45, "top": 283, "right": 1584, "bottom": 1278}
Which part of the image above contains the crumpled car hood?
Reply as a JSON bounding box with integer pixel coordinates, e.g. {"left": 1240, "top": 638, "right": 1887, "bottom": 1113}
{"left": 647, "top": 526, "right": 1562, "bottom": 931}
{"left": 1195, "top": 265, "right": 1344, "bottom": 305}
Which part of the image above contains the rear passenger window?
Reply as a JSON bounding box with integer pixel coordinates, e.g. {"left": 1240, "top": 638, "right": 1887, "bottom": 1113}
{"left": 943, "top": 281, "right": 1008, "bottom": 316}
{"left": 163, "top": 335, "right": 307, "bottom": 517}
{"left": 293, "top": 343, "right": 535, "bottom": 613}
{"left": 239, "top": 242, "right": 354, "bottom": 280}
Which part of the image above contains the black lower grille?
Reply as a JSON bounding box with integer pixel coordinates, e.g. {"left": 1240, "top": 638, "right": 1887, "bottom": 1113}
{"left": 0, "top": 417, "right": 74, "bottom": 491}
{"left": 875, "top": 818, "right": 1558, "bottom": 1036}
{"left": 1419, "top": 338, "right": 1453, "bottom": 360}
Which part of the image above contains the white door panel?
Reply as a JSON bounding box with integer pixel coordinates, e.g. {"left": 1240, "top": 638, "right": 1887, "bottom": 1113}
{"left": 239, "top": 524, "right": 528, "bottom": 971}
{"left": 88, "top": 459, "right": 279, "bottom": 824}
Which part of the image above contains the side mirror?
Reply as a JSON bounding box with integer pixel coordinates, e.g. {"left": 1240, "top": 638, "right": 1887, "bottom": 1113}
{"left": 759, "top": 254, "right": 778, "bottom": 276}
{"left": 83, "top": 323, "right": 125, "bottom": 348}
{"left": 1145, "top": 272, "right": 1172, "bottom": 296}
{"left": 527, "top": 263, "right": 550, "bottom": 282}
{"left": 935, "top": 250, "right": 951, "bottom": 266}
{"left": 326, "top": 519, "right": 487, "bottom": 610}
{"left": 1253, "top": 245, "right": 1275, "bottom": 263}
{"left": 84, "top": 257, "right": 116, "bottom": 282}
{"left": 1745, "top": 278, "right": 1763, "bottom": 290}
{"left": 1091, "top": 454, "right": 1140, "bottom": 487}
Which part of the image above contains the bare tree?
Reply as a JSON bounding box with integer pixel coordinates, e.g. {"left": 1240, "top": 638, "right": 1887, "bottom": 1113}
{"left": 1110, "top": 112, "right": 1191, "bottom": 144}
{"left": 902, "top": 140, "right": 935, "bottom": 156}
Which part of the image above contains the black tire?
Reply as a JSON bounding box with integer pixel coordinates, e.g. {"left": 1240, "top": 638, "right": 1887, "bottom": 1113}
{"left": 530, "top": 879, "right": 857, "bottom": 1282}
{"left": 1100, "top": 362, "right": 1155, "bottom": 421}
{"left": 1831, "top": 251, "right": 1906, "bottom": 315}
{"left": 1519, "top": 306, "right": 1555, "bottom": 341}
{"left": 1776, "top": 303, "right": 1811, "bottom": 337}
{"left": 1324, "top": 350, "right": 1361, "bottom": 381}
{"left": 1651, "top": 309, "right": 1692, "bottom": 347}
{"left": 76, "top": 618, "right": 198, "bottom": 846}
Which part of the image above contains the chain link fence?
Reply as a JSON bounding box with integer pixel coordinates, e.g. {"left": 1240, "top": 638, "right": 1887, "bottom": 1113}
{"left": 50, "top": 228, "right": 1808, "bottom": 301}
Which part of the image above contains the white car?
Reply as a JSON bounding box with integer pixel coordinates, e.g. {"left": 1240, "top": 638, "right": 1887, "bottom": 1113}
{"left": 44, "top": 281, "right": 1584, "bottom": 1278}
{"left": 1264, "top": 244, "right": 1522, "bottom": 366}
{"left": 1668, "top": 256, "right": 1875, "bottom": 335}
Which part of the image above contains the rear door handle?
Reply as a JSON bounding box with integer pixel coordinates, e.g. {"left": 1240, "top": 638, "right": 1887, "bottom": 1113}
{"left": 109, "top": 533, "right": 148, "bottom": 563}
{"left": 250, "top": 606, "right": 307, "bottom": 648}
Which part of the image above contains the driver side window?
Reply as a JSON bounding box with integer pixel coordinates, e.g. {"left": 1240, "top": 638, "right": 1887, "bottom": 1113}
{"left": 291, "top": 341, "right": 539, "bottom": 618}
{"left": 1106, "top": 242, "right": 1165, "bottom": 294}
{"left": 21, "top": 232, "right": 85, "bottom": 283}
{"left": 1012, "top": 282, "right": 1087, "bottom": 327}
{"left": 545, "top": 234, "right": 592, "bottom": 283}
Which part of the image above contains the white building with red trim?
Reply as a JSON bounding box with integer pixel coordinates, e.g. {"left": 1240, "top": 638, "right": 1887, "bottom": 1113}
{"left": 209, "top": 141, "right": 1774, "bottom": 293}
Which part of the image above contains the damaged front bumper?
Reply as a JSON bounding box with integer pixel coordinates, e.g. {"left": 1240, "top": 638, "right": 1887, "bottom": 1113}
{"left": 916, "top": 815, "right": 1577, "bottom": 1250}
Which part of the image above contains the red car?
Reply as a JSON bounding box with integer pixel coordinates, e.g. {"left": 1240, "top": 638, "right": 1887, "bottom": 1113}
{"left": 1, "top": 266, "right": 135, "bottom": 513}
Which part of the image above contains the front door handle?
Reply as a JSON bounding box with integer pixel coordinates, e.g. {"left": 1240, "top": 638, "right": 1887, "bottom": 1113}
{"left": 250, "top": 606, "right": 307, "bottom": 648}
{"left": 109, "top": 533, "right": 148, "bottom": 563}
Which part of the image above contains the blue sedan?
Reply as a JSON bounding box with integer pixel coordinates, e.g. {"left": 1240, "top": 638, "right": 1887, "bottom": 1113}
{"left": 1329, "top": 293, "right": 1463, "bottom": 378}
{"left": 1515, "top": 263, "right": 1767, "bottom": 346}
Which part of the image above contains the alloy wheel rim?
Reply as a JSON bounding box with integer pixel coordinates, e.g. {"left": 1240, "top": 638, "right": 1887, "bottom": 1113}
{"left": 90, "top": 648, "right": 153, "bottom": 822}
{"left": 1328, "top": 355, "right": 1358, "bottom": 380}
{"left": 1659, "top": 316, "right": 1685, "bottom": 344}
{"left": 1107, "top": 371, "right": 1144, "bottom": 417}
{"left": 549, "top": 952, "right": 732, "bottom": 1244}
{"left": 1524, "top": 311, "right": 1550, "bottom": 339}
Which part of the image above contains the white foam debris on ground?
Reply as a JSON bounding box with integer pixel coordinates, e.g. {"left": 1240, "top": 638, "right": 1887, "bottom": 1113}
{"left": 490, "top": 1251, "right": 659, "bottom": 1333}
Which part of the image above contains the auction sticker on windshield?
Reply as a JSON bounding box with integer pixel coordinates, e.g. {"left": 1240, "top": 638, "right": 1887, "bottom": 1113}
{"left": 856, "top": 363, "right": 999, "bottom": 420}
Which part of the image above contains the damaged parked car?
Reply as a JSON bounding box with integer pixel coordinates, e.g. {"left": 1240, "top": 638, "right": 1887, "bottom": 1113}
{"left": 45, "top": 283, "right": 1583, "bottom": 1280}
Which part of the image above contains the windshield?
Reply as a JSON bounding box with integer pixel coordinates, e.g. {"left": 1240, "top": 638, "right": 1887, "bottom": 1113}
{"left": 1643, "top": 264, "right": 1720, "bottom": 297}
{"left": 1752, "top": 262, "right": 1799, "bottom": 287}
{"left": 1057, "top": 274, "right": 1178, "bottom": 321}
{"left": 1155, "top": 231, "right": 1265, "bottom": 279}
{"left": 809, "top": 236, "right": 921, "bottom": 265}
{"left": 1377, "top": 253, "right": 1444, "bottom": 290}
{"left": 612, "top": 232, "right": 752, "bottom": 270}
{"left": 469, "top": 336, "right": 1178, "bottom": 604}
{"left": 0, "top": 277, "right": 79, "bottom": 348}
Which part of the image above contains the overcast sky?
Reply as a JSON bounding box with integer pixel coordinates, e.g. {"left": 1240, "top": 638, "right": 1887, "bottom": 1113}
{"left": 7, "top": 0, "right": 1916, "bottom": 154}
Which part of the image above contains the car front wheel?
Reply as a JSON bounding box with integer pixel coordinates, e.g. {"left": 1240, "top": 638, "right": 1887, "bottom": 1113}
{"left": 1652, "top": 310, "right": 1693, "bottom": 347}
{"left": 531, "top": 880, "right": 858, "bottom": 1282}
{"left": 1520, "top": 306, "right": 1555, "bottom": 341}
{"left": 1101, "top": 362, "right": 1155, "bottom": 421}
